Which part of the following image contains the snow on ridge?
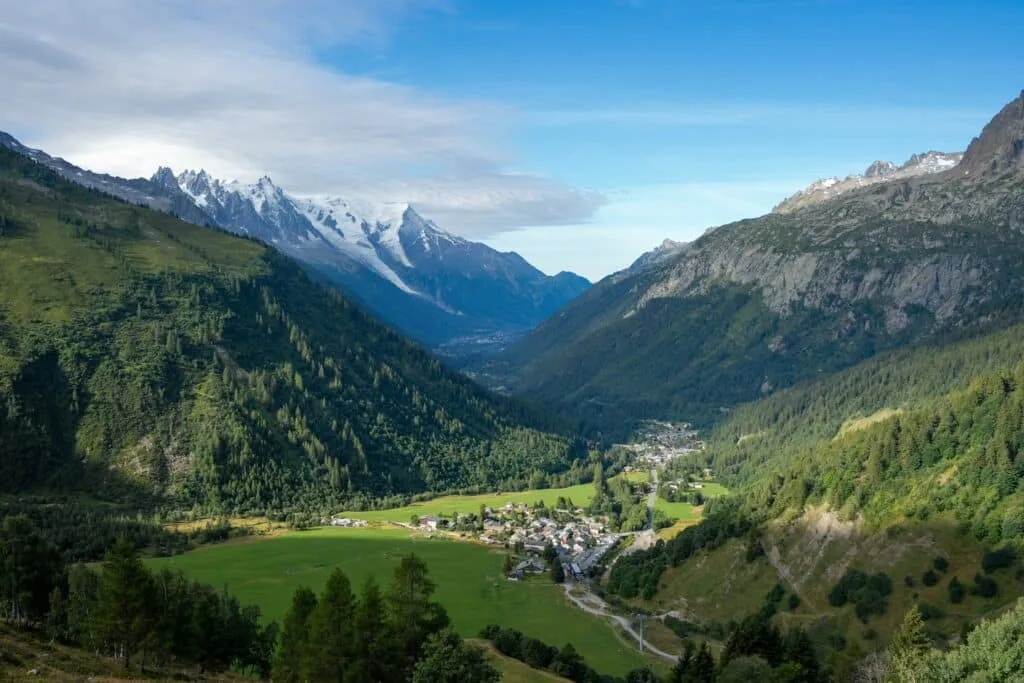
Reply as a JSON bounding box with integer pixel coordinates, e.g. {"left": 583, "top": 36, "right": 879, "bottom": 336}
{"left": 295, "top": 197, "right": 419, "bottom": 295}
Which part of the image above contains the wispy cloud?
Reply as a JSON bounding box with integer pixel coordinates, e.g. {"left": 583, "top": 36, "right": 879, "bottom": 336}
{"left": 523, "top": 102, "right": 989, "bottom": 132}
{"left": 0, "top": 0, "right": 600, "bottom": 237}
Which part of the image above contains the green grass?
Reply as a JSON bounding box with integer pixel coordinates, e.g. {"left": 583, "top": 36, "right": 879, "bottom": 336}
{"left": 150, "top": 528, "right": 655, "bottom": 677}
{"left": 342, "top": 482, "right": 598, "bottom": 522}
{"left": 470, "top": 640, "right": 571, "bottom": 682}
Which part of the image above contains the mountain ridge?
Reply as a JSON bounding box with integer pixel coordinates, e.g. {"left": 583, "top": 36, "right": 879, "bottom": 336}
{"left": 773, "top": 150, "right": 963, "bottom": 213}
{"left": 489, "top": 90, "right": 1024, "bottom": 432}
{"left": 0, "top": 133, "right": 590, "bottom": 353}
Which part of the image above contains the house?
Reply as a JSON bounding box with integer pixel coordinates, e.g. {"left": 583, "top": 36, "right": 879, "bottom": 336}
{"left": 418, "top": 515, "right": 441, "bottom": 531}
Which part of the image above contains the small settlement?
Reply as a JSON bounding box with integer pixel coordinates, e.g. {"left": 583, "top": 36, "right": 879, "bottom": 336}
{"left": 621, "top": 420, "right": 704, "bottom": 467}
{"left": 483, "top": 502, "right": 621, "bottom": 581}
{"left": 410, "top": 501, "right": 622, "bottom": 581}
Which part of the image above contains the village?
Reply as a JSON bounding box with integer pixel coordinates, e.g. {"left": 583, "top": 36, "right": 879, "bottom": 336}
{"left": 620, "top": 420, "right": 705, "bottom": 467}
{"left": 323, "top": 420, "right": 708, "bottom": 584}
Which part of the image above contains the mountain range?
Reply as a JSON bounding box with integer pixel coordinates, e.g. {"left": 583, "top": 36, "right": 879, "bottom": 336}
{"left": 485, "top": 90, "right": 1024, "bottom": 433}
{"left": 0, "top": 132, "right": 589, "bottom": 355}
{"left": 0, "top": 143, "right": 579, "bottom": 510}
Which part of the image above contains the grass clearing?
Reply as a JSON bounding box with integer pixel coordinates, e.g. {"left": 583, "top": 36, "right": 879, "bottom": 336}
{"left": 150, "top": 527, "right": 654, "bottom": 677}
{"left": 835, "top": 408, "right": 903, "bottom": 439}
{"left": 470, "top": 639, "right": 571, "bottom": 683}
{"left": 341, "top": 482, "right": 598, "bottom": 522}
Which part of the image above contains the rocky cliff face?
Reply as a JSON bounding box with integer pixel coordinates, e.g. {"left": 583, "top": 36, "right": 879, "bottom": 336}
{"left": 493, "top": 91, "right": 1024, "bottom": 429}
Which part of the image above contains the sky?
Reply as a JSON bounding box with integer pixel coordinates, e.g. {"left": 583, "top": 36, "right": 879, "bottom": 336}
{"left": 2, "top": 0, "right": 1023, "bottom": 280}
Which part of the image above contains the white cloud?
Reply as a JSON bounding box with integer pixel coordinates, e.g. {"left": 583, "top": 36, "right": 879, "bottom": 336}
{"left": 0, "top": 0, "right": 600, "bottom": 237}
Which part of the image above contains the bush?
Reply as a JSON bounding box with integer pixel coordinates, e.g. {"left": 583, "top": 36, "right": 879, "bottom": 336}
{"left": 972, "top": 574, "right": 998, "bottom": 598}
{"left": 933, "top": 557, "right": 949, "bottom": 572}
{"left": 828, "top": 569, "right": 892, "bottom": 622}
{"left": 922, "top": 569, "right": 939, "bottom": 587}
{"left": 948, "top": 577, "right": 965, "bottom": 604}
{"left": 904, "top": 575, "right": 915, "bottom": 588}
{"left": 982, "top": 547, "right": 1016, "bottom": 574}
{"left": 918, "top": 602, "right": 944, "bottom": 621}
{"left": 788, "top": 593, "right": 801, "bottom": 611}
{"left": 768, "top": 583, "right": 786, "bottom": 604}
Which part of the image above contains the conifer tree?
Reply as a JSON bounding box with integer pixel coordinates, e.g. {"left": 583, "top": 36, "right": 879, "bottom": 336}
{"left": 94, "top": 540, "right": 154, "bottom": 669}
{"left": 273, "top": 586, "right": 317, "bottom": 683}
{"left": 304, "top": 569, "right": 356, "bottom": 683}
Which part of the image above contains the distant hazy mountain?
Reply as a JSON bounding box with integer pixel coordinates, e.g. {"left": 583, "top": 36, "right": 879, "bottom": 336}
{"left": 489, "top": 90, "right": 1024, "bottom": 431}
{"left": 774, "top": 150, "right": 963, "bottom": 213}
{"left": 0, "top": 133, "right": 590, "bottom": 354}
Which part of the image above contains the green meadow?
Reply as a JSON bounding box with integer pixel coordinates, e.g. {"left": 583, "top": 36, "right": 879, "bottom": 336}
{"left": 149, "top": 527, "right": 657, "bottom": 676}
{"left": 341, "top": 482, "right": 599, "bottom": 522}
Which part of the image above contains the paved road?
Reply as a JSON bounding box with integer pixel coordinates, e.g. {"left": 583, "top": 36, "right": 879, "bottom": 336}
{"left": 561, "top": 582, "right": 677, "bottom": 662}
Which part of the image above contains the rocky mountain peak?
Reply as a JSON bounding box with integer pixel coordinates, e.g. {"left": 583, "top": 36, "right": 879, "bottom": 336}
{"left": 960, "top": 90, "right": 1024, "bottom": 176}
{"left": 864, "top": 160, "right": 898, "bottom": 178}
{"left": 150, "top": 166, "right": 177, "bottom": 188}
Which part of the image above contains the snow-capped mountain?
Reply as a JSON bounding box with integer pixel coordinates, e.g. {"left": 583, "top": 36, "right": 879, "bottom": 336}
{"left": 0, "top": 131, "right": 588, "bottom": 353}
{"left": 774, "top": 151, "right": 964, "bottom": 213}
{"left": 155, "top": 166, "right": 590, "bottom": 351}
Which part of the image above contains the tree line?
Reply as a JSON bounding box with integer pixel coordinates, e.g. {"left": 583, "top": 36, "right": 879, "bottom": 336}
{"left": 272, "top": 554, "right": 498, "bottom": 683}
{"left": 0, "top": 515, "right": 275, "bottom": 676}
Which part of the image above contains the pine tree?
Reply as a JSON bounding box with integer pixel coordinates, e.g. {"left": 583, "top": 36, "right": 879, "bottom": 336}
{"left": 304, "top": 569, "right": 356, "bottom": 682}
{"left": 411, "top": 629, "right": 499, "bottom": 683}
{"left": 349, "top": 578, "right": 399, "bottom": 683}
{"left": 691, "top": 642, "right": 715, "bottom": 683}
{"left": 272, "top": 586, "right": 317, "bottom": 683}
{"left": 388, "top": 554, "right": 450, "bottom": 678}
{"left": 551, "top": 560, "right": 566, "bottom": 584}
{"left": 94, "top": 540, "right": 155, "bottom": 669}
{"left": 889, "top": 605, "right": 932, "bottom": 683}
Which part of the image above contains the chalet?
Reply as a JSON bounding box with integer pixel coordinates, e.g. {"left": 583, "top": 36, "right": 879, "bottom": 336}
{"left": 418, "top": 515, "right": 441, "bottom": 531}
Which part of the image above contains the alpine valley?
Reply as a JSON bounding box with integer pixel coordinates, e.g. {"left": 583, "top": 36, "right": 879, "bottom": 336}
{"left": 486, "top": 91, "right": 1024, "bottom": 433}
{"left": 7, "top": 75, "right": 1024, "bottom": 683}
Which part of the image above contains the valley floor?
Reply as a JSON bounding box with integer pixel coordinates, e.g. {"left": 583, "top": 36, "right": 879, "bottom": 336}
{"left": 149, "top": 526, "right": 665, "bottom": 677}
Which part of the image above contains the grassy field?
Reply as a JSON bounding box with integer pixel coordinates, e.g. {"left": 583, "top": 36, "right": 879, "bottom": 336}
{"left": 340, "top": 482, "right": 598, "bottom": 522}
{"left": 470, "top": 640, "right": 571, "bottom": 682}
{"left": 149, "top": 527, "right": 656, "bottom": 677}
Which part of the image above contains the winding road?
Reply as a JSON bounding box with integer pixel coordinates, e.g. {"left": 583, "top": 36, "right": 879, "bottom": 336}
{"left": 561, "top": 581, "right": 677, "bottom": 662}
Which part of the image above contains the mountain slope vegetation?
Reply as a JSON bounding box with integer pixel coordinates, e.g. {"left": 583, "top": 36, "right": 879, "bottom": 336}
{"left": 0, "top": 144, "right": 583, "bottom": 514}
{"left": 491, "top": 91, "right": 1024, "bottom": 433}
{"left": 604, "top": 318, "right": 1024, "bottom": 665}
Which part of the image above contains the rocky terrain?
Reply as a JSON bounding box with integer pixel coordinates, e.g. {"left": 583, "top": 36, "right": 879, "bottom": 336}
{"left": 490, "top": 91, "right": 1024, "bottom": 429}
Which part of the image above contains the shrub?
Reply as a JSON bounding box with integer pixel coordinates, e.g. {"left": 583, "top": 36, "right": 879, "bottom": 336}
{"left": 787, "top": 593, "right": 801, "bottom": 611}
{"left": 933, "top": 557, "right": 949, "bottom": 572}
{"left": 828, "top": 569, "right": 892, "bottom": 622}
{"left": 972, "top": 574, "right": 998, "bottom": 598}
{"left": 982, "top": 547, "right": 1016, "bottom": 574}
{"left": 917, "top": 602, "right": 943, "bottom": 621}
{"left": 922, "top": 569, "right": 939, "bottom": 587}
{"left": 903, "top": 575, "right": 915, "bottom": 588}
{"left": 948, "top": 577, "right": 965, "bottom": 604}
{"left": 768, "top": 583, "right": 786, "bottom": 604}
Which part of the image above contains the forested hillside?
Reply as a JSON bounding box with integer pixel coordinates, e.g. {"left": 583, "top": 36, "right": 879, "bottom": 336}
{"left": 0, "top": 145, "right": 583, "bottom": 514}
{"left": 605, "top": 319, "right": 1024, "bottom": 667}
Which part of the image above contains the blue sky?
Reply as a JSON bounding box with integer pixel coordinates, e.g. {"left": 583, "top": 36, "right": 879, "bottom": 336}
{"left": 4, "top": 0, "right": 1024, "bottom": 279}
